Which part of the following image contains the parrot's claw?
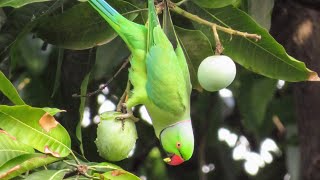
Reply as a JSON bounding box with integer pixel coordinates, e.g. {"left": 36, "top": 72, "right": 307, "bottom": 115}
{"left": 116, "top": 103, "right": 139, "bottom": 122}
{"left": 116, "top": 113, "right": 139, "bottom": 122}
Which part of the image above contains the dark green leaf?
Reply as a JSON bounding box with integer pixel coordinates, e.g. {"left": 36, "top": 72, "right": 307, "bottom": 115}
{"left": 175, "top": 26, "right": 214, "bottom": 91}
{"left": 51, "top": 48, "right": 64, "bottom": 97}
{"left": 237, "top": 73, "right": 277, "bottom": 132}
{"left": 0, "top": 105, "right": 71, "bottom": 157}
{"left": 35, "top": 1, "right": 140, "bottom": 50}
{"left": 191, "top": 0, "right": 237, "bottom": 8}
{"left": 186, "top": 3, "right": 318, "bottom": 82}
{"left": 76, "top": 72, "right": 91, "bottom": 156}
{"left": 0, "top": 71, "right": 25, "bottom": 105}
{"left": 248, "top": 0, "right": 274, "bottom": 29}
{"left": 92, "top": 37, "right": 130, "bottom": 80}
{"left": 0, "top": 153, "right": 59, "bottom": 180}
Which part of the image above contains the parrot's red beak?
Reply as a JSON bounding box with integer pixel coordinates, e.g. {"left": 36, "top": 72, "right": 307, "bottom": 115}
{"left": 163, "top": 154, "right": 184, "bottom": 166}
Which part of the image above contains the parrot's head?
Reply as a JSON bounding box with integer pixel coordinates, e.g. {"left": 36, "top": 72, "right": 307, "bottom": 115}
{"left": 160, "top": 120, "right": 194, "bottom": 166}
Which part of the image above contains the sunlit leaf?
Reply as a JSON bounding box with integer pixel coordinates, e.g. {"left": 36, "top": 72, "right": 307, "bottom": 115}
{"left": 0, "top": 71, "right": 25, "bottom": 105}
{"left": 94, "top": 169, "right": 140, "bottom": 180}
{"left": 25, "top": 169, "right": 69, "bottom": 180}
{"left": 0, "top": 130, "right": 34, "bottom": 167}
{"left": 0, "top": 153, "right": 59, "bottom": 180}
{"left": 88, "top": 162, "right": 122, "bottom": 172}
{"left": 0, "top": 0, "right": 52, "bottom": 8}
{"left": 0, "top": 105, "right": 71, "bottom": 157}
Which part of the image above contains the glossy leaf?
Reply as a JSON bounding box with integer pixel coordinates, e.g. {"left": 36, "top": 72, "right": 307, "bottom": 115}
{"left": 0, "top": 130, "right": 34, "bottom": 167}
{"left": 0, "top": 153, "right": 59, "bottom": 180}
{"left": 191, "top": 0, "right": 237, "bottom": 8}
{"left": 0, "top": 0, "right": 51, "bottom": 8}
{"left": 0, "top": 71, "right": 25, "bottom": 105}
{"left": 25, "top": 169, "right": 69, "bottom": 180}
{"left": 35, "top": 1, "right": 139, "bottom": 50}
{"left": 175, "top": 26, "right": 214, "bottom": 91}
{"left": 88, "top": 162, "right": 122, "bottom": 172}
{"left": 0, "top": 105, "right": 71, "bottom": 157}
{"left": 186, "top": 3, "right": 318, "bottom": 82}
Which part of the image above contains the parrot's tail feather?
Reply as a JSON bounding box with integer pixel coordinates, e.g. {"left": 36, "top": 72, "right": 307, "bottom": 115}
{"left": 89, "top": 0, "right": 119, "bottom": 25}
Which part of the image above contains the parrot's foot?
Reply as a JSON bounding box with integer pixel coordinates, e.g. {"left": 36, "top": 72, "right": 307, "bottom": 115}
{"left": 116, "top": 103, "right": 139, "bottom": 122}
{"left": 116, "top": 113, "right": 139, "bottom": 122}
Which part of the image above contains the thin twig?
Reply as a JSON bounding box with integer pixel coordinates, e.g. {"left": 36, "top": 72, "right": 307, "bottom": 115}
{"left": 170, "top": 4, "right": 261, "bottom": 41}
{"left": 72, "top": 58, "right": 130, "bottom": 98}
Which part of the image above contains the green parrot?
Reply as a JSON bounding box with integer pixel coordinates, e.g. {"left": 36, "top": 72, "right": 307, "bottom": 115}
{"left": 88, "top": 0, "right": 194, "bottom": 166}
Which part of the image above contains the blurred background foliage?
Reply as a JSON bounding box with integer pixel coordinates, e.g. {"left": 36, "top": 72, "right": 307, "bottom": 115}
{"left": 0, "top": 0, "right": 311, "bottom": 179}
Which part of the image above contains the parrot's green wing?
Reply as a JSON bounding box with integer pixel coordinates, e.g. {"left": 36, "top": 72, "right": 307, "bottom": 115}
{"left": 163, "top": 0, "right": 192, "bottom": 95}
{"left": 145, "top": 0, "right": 190, "bottom": 115}
{"left": 88, "top": 0, "right": 147, "bottom": 52}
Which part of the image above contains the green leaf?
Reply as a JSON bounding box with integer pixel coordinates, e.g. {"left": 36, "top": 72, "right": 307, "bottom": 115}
{"left": 77, "top": 72, "right": 91, "bottom": 156}
{"left": 35, "top": 1, "right": 139, "bottom": 50}
{"left": 175, "top": 26, "right": 214, "bottom": 91}
{"left": 94, "top": 169, "right": 140, "bottom": 180}
{"left": 186, "top": 3, "right": 319, "bottom": 82}
{"left": 0, "top": 130, "right": 34, "bottom": 167}
{"left": 42, "top": 107, "right": 66, "bottom": 116}
{"left": 0, "top": 105, "right": 71, "bottom": 157}
{"left": 248, "top": 0, "right": 274, "bottom": 30}
{"left": 51, "top": 48, "right": 64, "bottom": 97}
{"left": 12, "top": 34, "right": 52, "bottom": 76}
{"left": 0, "top": 0, "right": 51, "bottom": 8}
{"left": 191, "top": 0, "right": 237, "bottom": 8}
{"left": 88, "top": 162, "right": 122, "bottom": 172}
{"left": 0, "top": 71, "right": 25, "bottom": 105}
{"left": 0, "top": 153, "right": 59, "bottom": 180}
{"left": 89, "top": 162, "right": 140, "bottom": 180}
{"left": 64, "top": 176, "right": 90, "bottom": 180}
{"left": 236, "top": 73, "right": 277, "bottom": 133}
{"left": 25, "top": 169, "right": 69, "bottom": 180}
{"left": 92, "top": 37, "right": 130, "bottom": 80}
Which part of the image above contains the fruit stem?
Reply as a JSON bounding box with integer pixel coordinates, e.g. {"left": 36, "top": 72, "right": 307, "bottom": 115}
{"left": 212, "top": 25, "right": 224, "bottom": 55}
{"left": 169, "top": 3, "right": 262, "bottom": 41}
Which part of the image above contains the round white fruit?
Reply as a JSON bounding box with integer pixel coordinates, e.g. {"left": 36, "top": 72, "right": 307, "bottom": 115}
{"left": 95, "top": 111, "right": 137, "bottom": 161}
{"left": 197, "top": 55, "right": 236, "bottom": 92}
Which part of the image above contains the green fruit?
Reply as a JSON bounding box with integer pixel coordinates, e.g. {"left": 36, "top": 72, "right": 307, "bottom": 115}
{"left": 197, "top": 55, "right": 236, "bottom": 92}
{"left": 95, "top": 111, "right": 138, "bottom": 161}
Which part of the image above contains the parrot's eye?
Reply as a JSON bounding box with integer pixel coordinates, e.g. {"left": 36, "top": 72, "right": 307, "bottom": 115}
{"left": 176, "top": 142, "right": 181, "bottom": 149}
